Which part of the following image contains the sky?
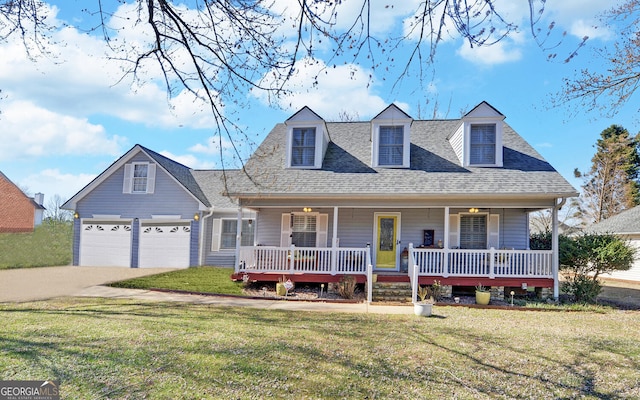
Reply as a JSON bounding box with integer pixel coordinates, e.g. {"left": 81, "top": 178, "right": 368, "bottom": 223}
{"left": 0, "top": 0, "right": 637, "bottom": 208}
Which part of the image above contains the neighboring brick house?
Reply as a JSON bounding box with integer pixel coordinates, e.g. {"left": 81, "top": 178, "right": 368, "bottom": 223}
{"left": 0, "top": 171, "right": 45, "bottom": 233}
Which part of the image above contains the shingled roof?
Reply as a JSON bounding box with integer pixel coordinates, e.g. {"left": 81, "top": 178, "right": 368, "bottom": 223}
{"left": 587, "top": 206, "right": 640, "bottom": 234}
{"left": 226, "top": 118, "right": 577, "bottom": 199}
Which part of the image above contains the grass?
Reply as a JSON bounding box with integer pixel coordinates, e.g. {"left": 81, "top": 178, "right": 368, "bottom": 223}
{"left": 0, "top": 222, "right": 72, "bottom": 269}
{"left": 108, "top": 266, "right": 244, "bottom": 296}
{"left": 1, "top": 298, "right": 639, "bottom": 399}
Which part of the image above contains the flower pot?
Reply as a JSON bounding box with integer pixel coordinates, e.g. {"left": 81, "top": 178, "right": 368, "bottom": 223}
{"left": 276, "top": 282, "right": 287, "bottom": 296}
{"left": 475, "top": 291, "right": 491, "bottom": 305}
{"left": 414, "top": 302, "right": 433, "bottom": 317}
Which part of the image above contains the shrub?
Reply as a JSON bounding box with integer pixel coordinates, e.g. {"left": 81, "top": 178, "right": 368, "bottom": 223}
{"left": 559, "top": 232, "right": 636, "bottom": 303}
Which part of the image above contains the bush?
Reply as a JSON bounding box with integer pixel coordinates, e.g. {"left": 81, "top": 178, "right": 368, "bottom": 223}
{"left": 559, "top": 232, "right": 636, "bottom": 304}
{"left": 530, "top": 231, "right": 552, "bottom": 250}
{"left": 561, "top": 273, "right": 602, "bottom": 304}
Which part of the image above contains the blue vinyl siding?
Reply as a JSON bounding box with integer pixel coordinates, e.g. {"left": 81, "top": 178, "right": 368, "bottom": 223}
{"left": 254, "top": 207, "right": 529, "bottom": 251}
{"left": 76, "top": 153, "right": 200, "bottom": 219}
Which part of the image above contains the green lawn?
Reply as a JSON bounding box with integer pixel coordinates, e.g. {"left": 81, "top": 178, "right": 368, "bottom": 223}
{"left": 0, "top": 222, "right": 72, "bottom": 269}
{"left": 1, "top": 298, "right": 639, "bottom": 399}
{"left": 108, "top": 266, "right": 244, "bottom": 295}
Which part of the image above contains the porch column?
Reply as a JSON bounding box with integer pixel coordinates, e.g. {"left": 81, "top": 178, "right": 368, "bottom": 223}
{"left": 443, "top": 206, "right": 450, "bottom": 278}
{"left": 331, "top": 207, "right": 338, "bottom": 275}
{"left": 235, "top": 206, "right": 242, "bottom": 273}
{"left": 552, "top": 201, "right": 560, "bottom": 299}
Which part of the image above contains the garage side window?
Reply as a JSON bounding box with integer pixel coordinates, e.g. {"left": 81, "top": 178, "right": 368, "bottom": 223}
{"left": 123, "top": 162, "right": 156, "bottom": 194}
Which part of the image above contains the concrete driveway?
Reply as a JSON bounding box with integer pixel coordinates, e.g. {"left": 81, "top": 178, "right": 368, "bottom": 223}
{"left": 0, "top": 266, "right": 175, "bottom": 302}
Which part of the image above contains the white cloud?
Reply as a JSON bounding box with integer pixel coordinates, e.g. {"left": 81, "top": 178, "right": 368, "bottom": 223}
{"left": 20, "top": 169, "right": 96, "bottom": 201}
{"left": 0, "top": 99, "right": 125, "bottom": 161}
{"left": 0, "top": 2, "right": 219, "bottom": 135}
{"left": 159, "top": 151, "right": 216, "bottom": 170}
{"left": 457, "top": 39, "right": 523, "bottom": 66}
{"left": 254, "top": 58, "right": 408, "bottom": 119}
{"left": 189, "top": 136, "right": 234, "bottom": 155}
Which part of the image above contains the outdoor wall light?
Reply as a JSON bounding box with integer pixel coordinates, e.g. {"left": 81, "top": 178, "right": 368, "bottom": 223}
{"left": 468, "top": 207, "right": 479, "bottom": 213}
{"left": 194, "top": 213, "right": 200, "bottom": 221}
{"left": 73, "top": 212, "right": 79, "bottom": 219}
{"left": 303, "top": 207, "right": 312, "bottom": 213}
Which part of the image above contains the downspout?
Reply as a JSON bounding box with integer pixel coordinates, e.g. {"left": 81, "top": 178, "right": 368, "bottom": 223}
{"left": 198, "top": 207, "right": 215, "bottom": 266}
{"left": 552, "top": 197, "right": 567, "bottom": 300}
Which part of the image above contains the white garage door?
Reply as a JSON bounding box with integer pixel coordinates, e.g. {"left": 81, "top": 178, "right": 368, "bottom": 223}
{"left": 139, "top": 221, "right": 191, "bottom": 268}
{"left": 80, "top": 220, "right": 132, "bottom": 267}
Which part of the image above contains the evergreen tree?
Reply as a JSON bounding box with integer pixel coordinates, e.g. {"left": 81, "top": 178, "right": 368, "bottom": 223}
{"left": 577, "top": 125, "right": 640, "bottom": 223}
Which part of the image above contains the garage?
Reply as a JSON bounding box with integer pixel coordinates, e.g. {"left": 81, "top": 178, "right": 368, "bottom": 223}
{"left": 80, "top": 219, "right": 132, "bottom": 267}
{"left": 138, "top": 220, "right": 192, "bottom": 268}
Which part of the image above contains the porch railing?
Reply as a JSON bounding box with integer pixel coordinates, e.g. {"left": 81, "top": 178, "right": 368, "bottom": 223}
{"left": 409, "top": 245, "right": 553, "bottom": 279}
{"left": 237, "top": 245, "right": 371, "bottom": 275}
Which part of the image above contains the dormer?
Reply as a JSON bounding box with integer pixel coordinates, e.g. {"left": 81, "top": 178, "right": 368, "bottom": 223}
{"left": 450, "top": 101, "right": 505, "bottom": 167}
{"left": 285, "top": 106, "right": 329, "bottom": 169}
{"left": 371, "top": 104, "right": 412, "bottom": 168}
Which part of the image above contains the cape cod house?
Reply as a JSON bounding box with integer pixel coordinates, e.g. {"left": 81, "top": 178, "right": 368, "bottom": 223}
{"left": 63, "top": 101, "right": 577, "bottom": 300}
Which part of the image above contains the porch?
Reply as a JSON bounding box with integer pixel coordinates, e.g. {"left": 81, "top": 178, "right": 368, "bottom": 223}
{"left": 232, "top": 244, "right": 554, "bottom": 300}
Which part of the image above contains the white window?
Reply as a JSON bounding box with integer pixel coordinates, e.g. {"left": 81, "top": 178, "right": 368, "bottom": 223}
{"left": 378, "top": 126, "right": 404, "bottom": 166}
{"left": 292, "top": 214, "right": 317, "bottom": 247}
{"left": 470, "top": 124, "right": 496, "bottom": 165}
{"left": 219, "top": 219, "right": 255, "bottom": 250}
{"left": 460, "top": 215, "right": 487, "bottom": 249}
{"left": 132, "top": 164, "right": 148, "bottom": 193}
{"left": 291, "top": 128, "right": 316, "bottom": 167}
{"left": 122, "top": 162, "right": 156, "bottom": 194}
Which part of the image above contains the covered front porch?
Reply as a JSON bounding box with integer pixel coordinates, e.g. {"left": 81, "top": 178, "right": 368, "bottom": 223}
{"left": 232, "top": 244, "right": 555, "bottom": 301}
{"left": 231, "top": 201, "right": 564, "bottom": 301}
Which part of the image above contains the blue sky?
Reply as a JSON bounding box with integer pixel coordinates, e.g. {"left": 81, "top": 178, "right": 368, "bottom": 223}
{"left": 0, "top": 0, "right": 636, "bottom": 204}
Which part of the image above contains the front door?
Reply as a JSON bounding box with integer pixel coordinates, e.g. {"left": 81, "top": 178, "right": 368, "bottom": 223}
{"left": 375, "top": 213, "right": 400, "bottom": 270}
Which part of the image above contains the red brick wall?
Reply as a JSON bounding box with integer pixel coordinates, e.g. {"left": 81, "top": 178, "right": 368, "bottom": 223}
{"left": 0, "top": 176, "right": 35, "bottom": 233}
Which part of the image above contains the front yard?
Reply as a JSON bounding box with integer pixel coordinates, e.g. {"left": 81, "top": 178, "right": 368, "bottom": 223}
{"left": 1, "top": 298, "right": 639, "bottom": 399}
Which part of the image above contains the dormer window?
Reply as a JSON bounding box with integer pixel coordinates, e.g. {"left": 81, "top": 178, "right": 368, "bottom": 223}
{"left": 291, "top": 127, "right": 316, "bottom": 167}
{"left": 449, "top": 101, "right": 505, "bottom": 167}
{"left": 470, "top": 124, "right": 496, "bottom": 165}
{"left": 285, "top": 106, "right": 329, "bottom": 169}
{"left": 371, "top": 104, "right": 412, "bottom": 168}
{"left": 378, "top": 126, "right": 404, "bottom": 166}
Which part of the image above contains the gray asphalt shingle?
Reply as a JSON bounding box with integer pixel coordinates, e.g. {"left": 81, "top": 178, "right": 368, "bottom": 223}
{"left": 227, "top": 119, "right": 577, "bottom": 198}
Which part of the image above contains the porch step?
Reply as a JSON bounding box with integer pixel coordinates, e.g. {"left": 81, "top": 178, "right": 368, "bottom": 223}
{"left": 372, "top": 282, "right": 413, "bottom": 303}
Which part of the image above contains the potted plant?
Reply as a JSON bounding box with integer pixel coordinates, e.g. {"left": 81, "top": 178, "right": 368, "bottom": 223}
{"left": 475, "top": 283, "right": 491, "bottom": 305}
{"left": 414, "top": 285, "right": 435, "bottom": 316}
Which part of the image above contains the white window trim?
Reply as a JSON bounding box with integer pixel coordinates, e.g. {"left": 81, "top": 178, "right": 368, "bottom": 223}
{"left": 371, "top": 122, "right": 411, "bottom": 168}
{"left": 463, "top": 121, "right": 503, "bottom": 167}
{"left": 122, "top": 162, "right": 156, "bottom": 194}
{"left": 285, "top": 123, "right": 325, "bottom": 169}
{"left": 453, "top": 212, "right": 500, "bottom": 249}
{"left": 213, "top": 218, "right": 255, "bottom": 251}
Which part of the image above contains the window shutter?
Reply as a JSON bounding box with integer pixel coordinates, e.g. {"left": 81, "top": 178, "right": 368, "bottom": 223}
{"left": 448, "top": 214, "right": 459, "bottom": 248}
{"left": 122, "top": 164, "right": 132, "bottom": 193}
{"left": 146, "top": 164, "right": 156, "bottom": 194}
{"left": 211, "top": 219, "right": 221, "bottom": 251}
{"left": 280, "top": 213, "right": 292, "bottom": 247}
{"left": 316, "top": 214, "right": 328, "bottom": 247}
{"left": 488, "top": 214, "right": 500, "bottom": 248}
